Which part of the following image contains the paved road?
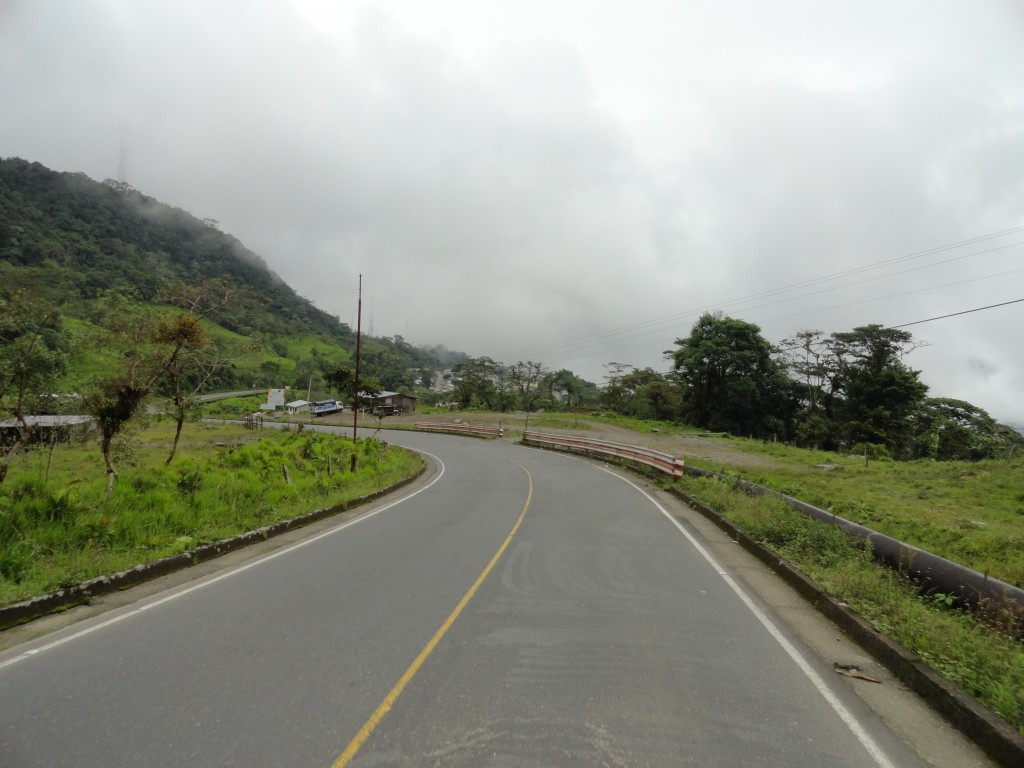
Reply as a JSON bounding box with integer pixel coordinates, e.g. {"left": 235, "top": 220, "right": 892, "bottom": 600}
{"left": 0, "top": 431, "right": 988, "bottom": 766}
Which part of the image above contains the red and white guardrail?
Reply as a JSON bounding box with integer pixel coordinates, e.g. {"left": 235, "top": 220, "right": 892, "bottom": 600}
{"left": 522, "top": 431, "right": 684, "bottom": 480}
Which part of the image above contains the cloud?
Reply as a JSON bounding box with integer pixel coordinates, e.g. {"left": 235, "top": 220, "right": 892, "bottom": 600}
{"left": 2, "top": 0, "right": 1023, "bottom": 423}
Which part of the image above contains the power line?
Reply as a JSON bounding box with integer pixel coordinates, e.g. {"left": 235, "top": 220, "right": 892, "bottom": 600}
{"left": 517, "top": 244, "right": 1024, "bottom": 368}
{"left": 559, "top": 292, "right": 1024, "bottom": 377}
{"left": 758, "top": 266, "right": 1024, "bottom": 327}
{"left": 496, "top": 225, "right": 1024, "bottom": 362}
{"left": 893, "top": 297, "right": 1024, "bottom": 329}
{"left": 767, "top": 297, "right": 1024, "bottom": 356}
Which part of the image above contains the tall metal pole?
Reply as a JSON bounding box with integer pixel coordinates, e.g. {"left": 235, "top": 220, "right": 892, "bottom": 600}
{"left": 353, "top": 274, "right": 362, "bottom": 444}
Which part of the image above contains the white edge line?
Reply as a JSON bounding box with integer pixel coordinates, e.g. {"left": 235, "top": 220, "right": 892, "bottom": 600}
{"left": 0, "top": 450, "right": 446, "bottom": 672}
{"left": 600, "top": 466, "right": 898, "bottom": 768}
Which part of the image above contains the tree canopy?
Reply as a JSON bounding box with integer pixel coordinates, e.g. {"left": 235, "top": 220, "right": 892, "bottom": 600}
{"left": 670, "top": 313, "right": 787, "bottom": 436}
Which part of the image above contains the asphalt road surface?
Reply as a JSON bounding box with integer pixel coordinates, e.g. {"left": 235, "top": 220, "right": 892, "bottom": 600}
{"left": 0, "top": 430, "right": 995, "bottom": 767}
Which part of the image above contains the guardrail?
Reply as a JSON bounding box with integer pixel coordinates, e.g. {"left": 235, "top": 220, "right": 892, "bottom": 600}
{"left": 522, "top": 431, "right": 684, "bottom": 480}
{"left": 414, "top": 422, "right": 504, "bottom": 438}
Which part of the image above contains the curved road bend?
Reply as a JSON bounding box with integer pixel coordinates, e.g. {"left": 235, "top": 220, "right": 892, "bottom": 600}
{"left": 0, "top": 430, "right": 992, "bottom": 767}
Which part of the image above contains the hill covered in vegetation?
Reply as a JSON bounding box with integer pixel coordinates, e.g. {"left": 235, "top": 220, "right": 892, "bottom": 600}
{"left": 0, "top": 157, "right": 461, "bottom": 394}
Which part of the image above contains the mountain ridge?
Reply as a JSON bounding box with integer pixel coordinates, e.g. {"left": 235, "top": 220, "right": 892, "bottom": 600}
{"left": 0, "top": 157, "right": 460, "bottom": 392}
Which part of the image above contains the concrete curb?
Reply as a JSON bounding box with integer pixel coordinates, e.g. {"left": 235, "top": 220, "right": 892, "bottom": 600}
{"left": 0, "top": 463, "right": 426, "bottom": 631}
{"left": 667, "top": 483, "right": 1024, "bottom": 768}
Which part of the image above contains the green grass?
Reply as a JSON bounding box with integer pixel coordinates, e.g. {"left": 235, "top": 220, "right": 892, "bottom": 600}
{"left": 525, "top": 413, "right": 594, "bottom": 431}
{"left": 590, "top": 412, "right": 705, "bottom": 436}
{"left": 276, "top": 333, "right": 350, "bottom": 362}
{"left": 673, "top": 472, "right": 1024, "bottom": 734}
{"left": 0, "top": 421, "right": 422, "bottom": 605}
{"left": 61, "top": 307, "right": 350, "bottom": 391}
{"left": 683, "top": 439, "right": 1024, "bottom": 589}
{"left": 197, "top": 394, "right": 265, "bottom": 418}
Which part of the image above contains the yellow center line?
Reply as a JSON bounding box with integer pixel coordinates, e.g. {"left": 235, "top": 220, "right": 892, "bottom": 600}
{"left": 331, "top": 461, "right": 534, "bottom": 768}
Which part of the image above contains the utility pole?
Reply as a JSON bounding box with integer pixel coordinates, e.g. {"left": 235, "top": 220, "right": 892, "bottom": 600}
{"left": 307, "top": 373, "right": 314, "bottom": 425}
{"left": 352, "top": 275, "right": 362, "bottom": 448}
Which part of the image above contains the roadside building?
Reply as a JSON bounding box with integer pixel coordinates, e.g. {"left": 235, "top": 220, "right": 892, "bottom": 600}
{"left": 366, "top": 391, "right": 417, "bottom": 416}
{"left": 261, "top": 388, "right": 286, "bottom": 411}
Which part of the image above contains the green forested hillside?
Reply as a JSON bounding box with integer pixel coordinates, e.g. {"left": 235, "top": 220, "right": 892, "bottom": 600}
{"left": 0, "top": 157, "right": 455, "bottom": 392}
{"left": 0, "top": 157, "right": 350, "bottom": 338}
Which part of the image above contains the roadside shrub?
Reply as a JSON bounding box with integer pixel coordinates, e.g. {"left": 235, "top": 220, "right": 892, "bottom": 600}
{"left": 0, "top": 539, "right": 36, "bottom": 584}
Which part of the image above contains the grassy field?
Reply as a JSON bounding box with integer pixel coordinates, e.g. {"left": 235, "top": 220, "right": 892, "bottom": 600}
{"left": 682, "top": 437, "right": 1024, "bottom": 590}
{"left": 0, "top": 420, "right": 422, "bottom": 605}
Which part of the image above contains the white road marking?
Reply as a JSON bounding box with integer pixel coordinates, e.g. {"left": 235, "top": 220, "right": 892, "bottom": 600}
{"left": 0, "top": 451, "right": 446, "bottom": 672}
{"left": 603, "top": 468, "right": 899, "bottom": 768}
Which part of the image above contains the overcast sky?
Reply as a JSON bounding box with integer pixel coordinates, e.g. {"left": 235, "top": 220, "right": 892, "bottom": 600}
{"left": 2, "top": 0, "right": 1023, "bottom": 423}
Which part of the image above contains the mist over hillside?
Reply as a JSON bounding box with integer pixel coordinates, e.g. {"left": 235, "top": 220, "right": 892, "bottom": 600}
{"left": 0, "top": 157, "right": 462, "bottom": 391}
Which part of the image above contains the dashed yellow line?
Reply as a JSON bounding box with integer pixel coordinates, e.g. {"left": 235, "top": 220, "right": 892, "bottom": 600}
{"left": 331, "top": 462, "right": 534, "bottom": 767}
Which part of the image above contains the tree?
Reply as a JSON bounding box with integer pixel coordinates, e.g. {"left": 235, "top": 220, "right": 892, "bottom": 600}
{"left": 83, "top": 291, "right": 209, "bottom": 490}
{"left": 508, "top": 361, "right": 547, "bottom": 411}
{"left": 670, "top": 313, "right": 780, "bottom": 436}
{"left": 324, "top": 365, "right": 381, "bottom": 409}
{"left": 600, "top": 362, "right": 634, "bottom": 413}
{"left": 617, "top": 368, "right": 670, "bottom": 418}
{"left": 777, "top": 329, "right": 840, "bottom": 449}
{"left": 542, "top": 368, "right": 589, "bottom": 410}
{"left": 910, "top": 397, "right": 1023, "bottom": 461}
{"left": 778, "top": 330, "right": 830, "bottom": 413}
{"left": 156, "top": 281, "right": 253, "bottom": 464}
{"left": 362, "top": 347, "right": 415, "bottom": 391}
{"left": 637, "top": 379, "right": 681, "bottom": 421}
{"left": 0, "top": 285, "right": 68, "bottom": 483}
{"left": 826, "top": 325, "right": 927, "bottom": 456}
{"left": 449, "top": 357, "right": 502, "bottom": 409}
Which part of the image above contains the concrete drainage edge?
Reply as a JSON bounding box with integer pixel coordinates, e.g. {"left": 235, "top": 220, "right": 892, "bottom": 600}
{"left": 0, "top": 464, "right": 426, "bottom": 631}
{"left": 667, "top": 484, "right": 1024, "bottom": 768}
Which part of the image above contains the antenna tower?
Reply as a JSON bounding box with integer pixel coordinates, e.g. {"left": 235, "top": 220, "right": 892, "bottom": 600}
{"left": 117, "top": 132, "right": 128, "bottom": 185}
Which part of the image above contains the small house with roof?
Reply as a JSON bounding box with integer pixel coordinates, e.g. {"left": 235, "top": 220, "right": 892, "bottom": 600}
{"left": 366, "top": 391, "right": 417, "bottom": 416}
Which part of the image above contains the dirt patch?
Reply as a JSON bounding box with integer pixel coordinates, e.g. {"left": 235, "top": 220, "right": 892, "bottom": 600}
{"left": 369, "top": 411, "right": 782, "bottom": 471}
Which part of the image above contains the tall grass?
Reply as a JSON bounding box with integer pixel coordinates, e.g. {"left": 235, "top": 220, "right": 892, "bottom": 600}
{"left": 0, "top": 422, "right": 421, "bottom": 604}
